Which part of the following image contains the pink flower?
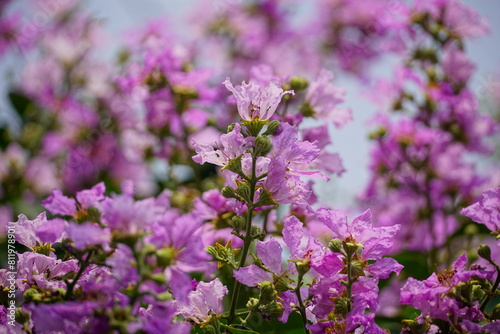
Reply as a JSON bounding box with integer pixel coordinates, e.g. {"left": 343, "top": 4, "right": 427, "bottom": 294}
{"left": 223, "top": 77, "right": 293, "bottom": 121}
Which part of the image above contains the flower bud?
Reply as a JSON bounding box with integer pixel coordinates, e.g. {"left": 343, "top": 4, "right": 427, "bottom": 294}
{"left": 328, "top": 238, "right": 344, "bottom": 254}
{"left": 333, "top": 297, "right": 349, "bottom": 317}
{"left": 259, "top": 301, "right": 285, "bottom": 318}
{"left": 478, "top": 244, "right": 492, "bottom": 262}
{"left": 251, "top": 225, "right": 263, "bottom": 239}
{"left": 32, "top": 243, "right": 55, "bottom": 256}
{"left": 156, "top": 247, "right": 176, "bottom": 268}
{"left": 236, "top": 182, "right": 252, "bottom": 203}
{"left": 289, "top": 76, "right": 309, "bottom": 91}
{"left": 263, "top": 120, "right": 280, "bottom": 136}
{"left": 259, "top": 281, "right": 277, "bottom": 304}
{"left": 299, "top": 102, "right": 315, "bottom": 118}
{"left": 202, "top": 325, "right": 217, "bottom": 334}
{"left": 293, "top": 259, "right": 311, "bottom": 276}
{"left": 344, "top": 242, "right": 362, "bottom": 256}
{"left": 221, "top": 186, "right": 238, "bottom": 199}
{"left": 156, "top": 292, "right": 172, "bottom": 301}
{"left": 254, "top": 135, "right": 273, "bottom": 156}
{"left": 246, "top": 297, "right": 259, "bottom": 311}
{"left": 368, "top": 127, "right": 387, "bottom": 140}
{"left": 87, "top": 206, "right": 102, "bottom": 222}
{"left": 227, "top": 123, "right": 236, "bottom": 132}
{"left": 230, "top": 215, "right": 245, "bottom": 232}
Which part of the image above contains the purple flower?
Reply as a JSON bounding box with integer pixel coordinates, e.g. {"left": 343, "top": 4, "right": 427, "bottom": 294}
{"left": 177, "top": 278, "right": 228, "bottom": 324}
{"left": 271, "top": 123, "right": 327, "bottom": 180}
{"left": 76, "top": 182, "right": 106, "bottom": 209}
{"left": 401, "top": 253, "right": 492, "bottom": 329}
{"left": 233, "top": 238, "right": 284, "bottom": 287}
{"left": 223, "top": 77, "right": 293, "bottom": 121}
{"left": 264, "top": 157, "right": 312, "bottom": 208}
{"left": 28, "top": 301, "right": 102, "bottom": 334}
{"left": 192, "top": 123, "right": 254, "bottom": 167}
{"left": 461, "top": 187, "right": 500, "bottom": 241}
{"left": 316, "top": 209, "right": 401, "bottom": 261}
{"left": 42, "top": 189, "right": 77, "bottom": 216}
{"left": 305, "top": 69, "right": 352, "bottom": 128}
{"left": 66, "top": 222, "right": 111, "bottom": 250}
{"left": 133, "top": 302, "right": 191, "bottom": 334}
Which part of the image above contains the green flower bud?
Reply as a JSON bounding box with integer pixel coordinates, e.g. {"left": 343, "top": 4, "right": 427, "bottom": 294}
{"left": 263, "top": 120, "right": 280, "bottom": 136}
{"left": 299, "top": 102, "right": 315, "bottom": 118}
{"left": 87, "top": 206, "right": 102, "bottom": 222}
{"left": 478, "top": 244, "right": 492, "bottom": 262}
{"left": 227, "top": 123, "right": 236, "bottom": 132}
{"left": 350, "top": 260, "right": 366, "bottom": 277}
{"left": 344, "top": 242, "right": 361, "bottom": 256}
{"left": 32, "top": 243, "right": 54, "bottom": 256}
{"left": 202, "top": 324, "right": 218, "bottom": 334}
{"left": 148, "top": 273, "right": 167, "bottom": 285}
{"left": 251, "top": 225, "right": 263, "bottom": 239}
{"left": 221, "top": 186, "right": 238, "bottom": 199}
{"left": 464, "top": 224, "right": 478, "bottom": 236}
{"left": 230, "top": 215, "right": 246, "bottom": 232}
{"left": 333, "top": 297, "right": 349, "bottom": 317}
{"left": 236, "top": 182, "right": 252, "bottom": 203}
{"left": 328, "top": 238, "right": 344, "bottom": 254}
{"left": 471, "top": 284, "right": 485, "bottom": 301}
{"left": 294, "top": 259, "right": 311, "bottom": 276}
{"left": 259, "top": 301, "right": 285, "bottom": 318}
{"left": 24, "top": 288, "right": 42, "bottom": 303}
{"left": 156, "top": 247, "right": 176, "bottom": 268}
{"left": 156, "top": 291, "right": 172, "bottom": 301}
{"left": 289, "top": 76, "right": 309, "bottom": 91}
{"left": 246, "top": 297, "right": 259, "bottom": 311}
{"left": 15, "top": 308, "right": 30, "bottom": 326}
{"left": 368, "top": 127, "right": 387, "bottom": 140}
{"left": 259, "top": 281, "right": 277, "bottom": 304}
{"left": 254, "top": 135, "right": 272, "bottom": 156}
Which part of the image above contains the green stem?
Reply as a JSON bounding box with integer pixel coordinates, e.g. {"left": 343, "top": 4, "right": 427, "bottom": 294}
{"left": 295, "top": 272, "right": 311, "bottom": 334}
{"left": 346, "top": 252, "right": 354, "bottom": 313}
{"left": 228, "top": 153, "right": 258, "bottom": 325}
{"left": 130, "top": 244, "right": 145, "bottom": 307}
{"left": 65, "top": 250, "right": 93, "bottom": 300}
{"left": 480, "top": 263, "right": 500, "bottom": 312}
